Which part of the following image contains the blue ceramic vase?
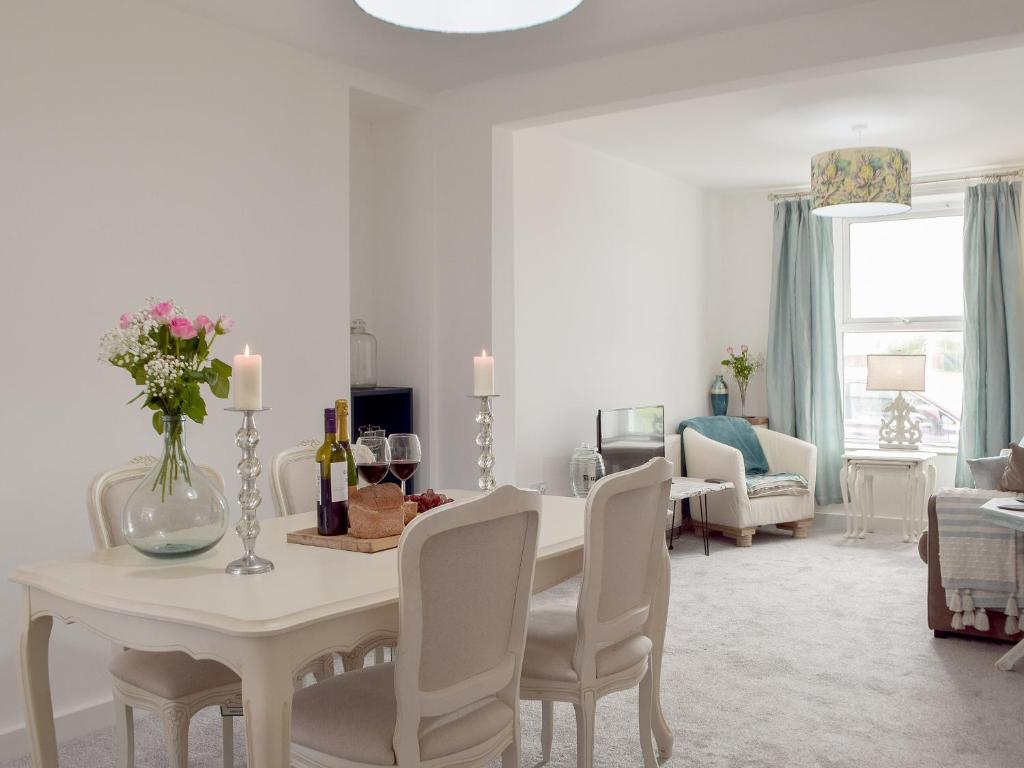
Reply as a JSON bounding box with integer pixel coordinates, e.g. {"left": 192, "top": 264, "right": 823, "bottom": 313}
{"left": 710, "top": 375, "right": 729, "bottom": 416}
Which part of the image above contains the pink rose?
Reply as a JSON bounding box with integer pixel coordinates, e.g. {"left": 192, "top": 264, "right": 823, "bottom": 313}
{"left": 150, "top": 301, "right": 174, "bottom": 322}
{"left": 119, "top": 312, "right": 133, "bottom": 330}
{"left": 215, "top": 315, "right": 234, "bottom": 334}
{"left": 194, "top": 314, "right": 215, "bottom": 335}
{"left": 726, "top": 346, "right": 735, "bottom": 355}
{"left": 169, "top": 316, "right": 197, "bottom": 339}
{"left": 741, "top": 344, "right": 749, "bottom": 353}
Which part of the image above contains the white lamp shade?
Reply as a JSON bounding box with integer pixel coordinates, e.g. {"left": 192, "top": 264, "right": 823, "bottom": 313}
{"left": 811, "top": 146, "right": 911, "bottom": 218}
{"left": 353, "top": 0, "right": 585, "bottom": 33}
{"left": 865, "top": 354, "right": 926, "bottom": 392}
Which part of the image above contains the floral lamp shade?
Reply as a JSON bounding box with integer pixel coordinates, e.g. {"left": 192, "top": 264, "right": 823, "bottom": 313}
{"left": 811, "top": 146, "right": 911, "bottom": 217}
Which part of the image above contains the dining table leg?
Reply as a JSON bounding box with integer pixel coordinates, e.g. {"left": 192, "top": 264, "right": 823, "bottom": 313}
{"left": 18, "top": 589, "right": 58, "bottom": 768}
{"left": 240, "top": 641, "right": 297, "bottom": 768}
{"left": 647, "top": 545, "right": 674, "bottom": 759}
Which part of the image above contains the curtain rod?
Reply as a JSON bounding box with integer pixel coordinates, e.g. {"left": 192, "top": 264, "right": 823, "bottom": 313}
{"left": 767, "top": 167, "right": 1024, "bottom": 202}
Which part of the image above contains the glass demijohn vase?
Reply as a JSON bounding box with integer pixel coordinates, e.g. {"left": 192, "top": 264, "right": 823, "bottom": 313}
{"left": 710, "top": 375, "right": 729, "bottom": 416}
{"left": 350, "top": 319, "right": 378, "bottom": 389}
{"left": 123, "top": 415, "right": 229, "bottom": 557}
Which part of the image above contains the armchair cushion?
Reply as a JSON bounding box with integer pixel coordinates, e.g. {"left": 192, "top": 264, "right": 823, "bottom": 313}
{"left": 678, "top": 416, "right": 769, "bottom": 475}
{"left": 745, "top": 472, "right": 809, "bottom": 499}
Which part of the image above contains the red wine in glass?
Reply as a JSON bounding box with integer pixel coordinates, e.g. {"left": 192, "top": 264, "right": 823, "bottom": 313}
{"left": 390, "top": 460, "right": 420, "bottom": 482}
{"left": 358, "top": 462, "right": 390, "bottom": 485}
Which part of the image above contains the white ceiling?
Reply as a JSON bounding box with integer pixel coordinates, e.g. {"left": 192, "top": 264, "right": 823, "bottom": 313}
{"left": 546, "top": 47, "right": 1024, "bottom": 189}
{"left": 156, "top": 0, "right": 872, "bottom": 92}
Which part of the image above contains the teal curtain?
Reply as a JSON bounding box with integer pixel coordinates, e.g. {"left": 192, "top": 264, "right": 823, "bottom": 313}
{"left": 767, "top": 199, "right": 845, "bottom": 505}
{"left": 955, "top": 181, "right": 1024, "bottom": 486}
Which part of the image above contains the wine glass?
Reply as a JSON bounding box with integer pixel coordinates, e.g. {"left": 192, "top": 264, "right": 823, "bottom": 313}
{"left": 355, "top": 435, "right": 391, "bottom": 486}
{"left": 387, "top": 433, "right": 422, "bottom": 495}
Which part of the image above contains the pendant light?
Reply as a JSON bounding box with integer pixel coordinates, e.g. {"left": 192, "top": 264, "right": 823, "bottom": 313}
{"left": 811, "top": 125, "right": 911, "bottom": 218}
{"left": 353, "top": 0, "right": 585, "bottom": 34}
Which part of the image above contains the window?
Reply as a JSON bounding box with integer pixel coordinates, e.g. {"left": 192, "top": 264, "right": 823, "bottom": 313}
{"left": 840, "top": 207, "right": 964, "bottom": 448}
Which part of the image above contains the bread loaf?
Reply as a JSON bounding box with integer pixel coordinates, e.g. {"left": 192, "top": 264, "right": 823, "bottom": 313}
{"left": 348, "top": 483, "right": 407, "bottom": 539}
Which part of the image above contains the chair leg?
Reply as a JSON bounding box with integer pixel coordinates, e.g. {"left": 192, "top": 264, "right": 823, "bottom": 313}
{"left": 573, "top": 693, "right": 596, "bottom": 768}
{"left": 541, "top": 700, "right": 554, "bottom": 763}
{"left": 638, "top": 664, "right": 657, "bottom": 768}
{"left": 160, "top": 703, "right": 191, "bottom": 768}
{"left": 222, "top": 714, "right": 234, "bottom": 768}
{"left": 113, "top": 701, "right": 134, "bottom": 768}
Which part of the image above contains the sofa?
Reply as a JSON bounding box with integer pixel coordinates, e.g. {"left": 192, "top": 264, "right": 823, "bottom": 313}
{"left": 920, "top": 493, "right": 1018, "bottom": 641}
{"left": 680, "top": 426, "right": 817, "bottom": 547}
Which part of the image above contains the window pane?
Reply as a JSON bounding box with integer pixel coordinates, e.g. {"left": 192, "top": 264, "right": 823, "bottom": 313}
{"left": 849, "top": 216, "right": 964, "bottom": 319}
{"left": 843, "top": 331, "right": 962, "bottom": 447}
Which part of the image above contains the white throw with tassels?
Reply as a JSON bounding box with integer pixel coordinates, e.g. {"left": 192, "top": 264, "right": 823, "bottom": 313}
{"left": 935, "top": 489, "right": 1024, "bottom": 635}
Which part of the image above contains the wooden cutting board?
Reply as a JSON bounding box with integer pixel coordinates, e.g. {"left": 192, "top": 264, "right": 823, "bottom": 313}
{"left": 286, "top": 527, "right": 400, "bottom": 553}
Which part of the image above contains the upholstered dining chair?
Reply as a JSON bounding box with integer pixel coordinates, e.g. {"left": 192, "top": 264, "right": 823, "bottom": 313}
{"left": 290, "top": 485, "right": 541, "bottom": 768}
{"left": 271, "top": 440, "right": 395, "bottom": 674}
{"left": 88, "top": 456, "right": 240, "bottom": 768}
{"left": 521, "top": 457, "right": 673, "bottom": 768}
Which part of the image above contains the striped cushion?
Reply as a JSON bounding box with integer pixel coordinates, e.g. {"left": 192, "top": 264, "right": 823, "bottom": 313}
{"left": 745, "top": 472, "right": 808, "bottom": 499}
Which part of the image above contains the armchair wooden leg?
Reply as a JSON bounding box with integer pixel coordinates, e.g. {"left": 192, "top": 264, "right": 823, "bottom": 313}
{"left": 777, "top": 519, "right": 812, "bottom": 539}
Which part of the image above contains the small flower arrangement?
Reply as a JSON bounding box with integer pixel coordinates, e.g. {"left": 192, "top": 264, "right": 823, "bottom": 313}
{"left": 721, "top": 345, "right": 763, "bottom": 414}
{"left": 100, "top": 299, "right": 233, "bottom": 496}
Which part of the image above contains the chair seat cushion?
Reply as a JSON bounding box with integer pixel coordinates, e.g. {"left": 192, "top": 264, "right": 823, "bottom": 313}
{"left": 521, "top": 606, "right": 652, "bottom": 684}
{"left": 109, "top": 650, "right": 239, "bottom": 700}
{"left": 744, "top": 472, "right": 808, "bottom": 499}
{"left": 291, "top": 662, "right": 513, "bottom": 765}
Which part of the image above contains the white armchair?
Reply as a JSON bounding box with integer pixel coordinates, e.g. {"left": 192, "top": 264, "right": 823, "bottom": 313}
{"left": 682, "top": 426, "right": 817, "bottom": 547}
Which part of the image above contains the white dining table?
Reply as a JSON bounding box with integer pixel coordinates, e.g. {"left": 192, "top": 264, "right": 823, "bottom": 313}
{"left": 10, "top": 491, "right": 675, "bottom": 767}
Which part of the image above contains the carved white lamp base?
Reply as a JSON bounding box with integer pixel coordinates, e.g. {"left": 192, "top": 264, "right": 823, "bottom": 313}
{"left": 878, "top": 391, "right": 922, "bottom": 450}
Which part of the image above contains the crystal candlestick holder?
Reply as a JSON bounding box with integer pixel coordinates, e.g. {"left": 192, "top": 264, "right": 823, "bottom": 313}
{"left": 225, "top": 407, "right": 275, "bottom": 576}
{"left": 470, "top": 395, "right": 499, "bottom": 492}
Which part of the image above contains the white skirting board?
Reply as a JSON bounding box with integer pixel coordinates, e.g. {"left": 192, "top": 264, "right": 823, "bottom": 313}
{"left": 0, "top": 695, "right": 112, "bottom": 762}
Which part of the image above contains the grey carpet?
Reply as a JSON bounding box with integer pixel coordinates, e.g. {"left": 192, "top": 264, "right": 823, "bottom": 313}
{"left": 4, "top": 519, "right": 1022, "bottom": 767}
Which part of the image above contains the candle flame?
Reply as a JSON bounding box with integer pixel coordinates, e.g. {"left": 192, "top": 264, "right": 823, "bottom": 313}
{"left": 244, "top": 344, "right": 250, "bottom": 356}
{"left": 481, "top": 349, "right": 488, "bottom": 357}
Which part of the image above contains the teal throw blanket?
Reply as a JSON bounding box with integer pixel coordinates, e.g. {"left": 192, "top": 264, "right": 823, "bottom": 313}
{"left": 678, "top": 416, "right": 769, "bottom": 476}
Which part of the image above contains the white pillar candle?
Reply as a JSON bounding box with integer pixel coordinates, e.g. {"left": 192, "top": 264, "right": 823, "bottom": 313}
{"left": 233, "top": 344, "right": 262, "bottom": 410}
{"left": 473, "top": 349, "right": 495, "bottom": 396}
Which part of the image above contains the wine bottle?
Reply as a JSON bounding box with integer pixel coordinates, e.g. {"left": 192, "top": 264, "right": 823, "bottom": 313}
{"left": 315, "top": 408, "right": 349, "bottom": 535}
{"left": 335, "top": 398, "right": 359, "bottom": 497}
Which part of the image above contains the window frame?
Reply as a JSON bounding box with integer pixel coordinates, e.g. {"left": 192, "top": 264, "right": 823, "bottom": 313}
{"left": 836, "top": 199, "right": 965, "bottom": 450}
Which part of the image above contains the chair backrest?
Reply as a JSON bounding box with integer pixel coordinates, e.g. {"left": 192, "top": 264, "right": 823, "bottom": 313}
{"left": 270, "top": 440, "right": 320, "bottom": 517}
{"left": 573, "top": 457, "right": 672, "bottom": 682}
{"left": 87, "top": 457, "right": 226, "bottom": 550}
{"left": 393, "top": 485, "right": 540, "bottom": 764}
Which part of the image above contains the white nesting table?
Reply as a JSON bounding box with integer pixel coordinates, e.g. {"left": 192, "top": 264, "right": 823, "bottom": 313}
{"left": 840, "top": 449, "right": 937, "bottom": 542}
{"left": 981, "top": 497, "right": 1024, "bottom": 671}
{"left": 10, "top": 492, "right": 676, "bottom": 767}
{"left": 669, "top": 478, "right": 735, "bottom": 556}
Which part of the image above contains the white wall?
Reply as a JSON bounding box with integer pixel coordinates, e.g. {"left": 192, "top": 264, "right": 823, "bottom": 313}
{"left": 703, "top": 190, "right": 775, "bottom": 419}
{"left": 512, "top": 131, "right": 706, "bottom": 493}
{"left": 0, "top": 0, "right": 418, "bottom": 756}
{"left": 350, "top": 115, "right": 378, "bottom": 331}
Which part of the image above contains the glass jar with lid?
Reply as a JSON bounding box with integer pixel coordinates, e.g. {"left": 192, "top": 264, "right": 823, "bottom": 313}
{"left": 570, "top": 443, "right": 606, "bottom": 498}
{"left": 350, "top": 319, "right": 378, "bottom": 389}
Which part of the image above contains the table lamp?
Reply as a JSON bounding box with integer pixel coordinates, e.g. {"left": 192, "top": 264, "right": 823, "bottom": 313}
{"left": 866, "top": 354, "right": 926, "bottom": 450}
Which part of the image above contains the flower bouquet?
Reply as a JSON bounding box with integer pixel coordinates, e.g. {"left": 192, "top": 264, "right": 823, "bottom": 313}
{"left": 721, "top": 345, "right": 763, "bottom": 416}
{"left": 100, "top": 300, "right": 234, "bottom": 557}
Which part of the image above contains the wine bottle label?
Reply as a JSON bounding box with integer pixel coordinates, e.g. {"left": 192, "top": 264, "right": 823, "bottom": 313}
{"left": 331, "top": 470, "right": 348, "bottom": 502}
{"left": 315, "top": 466, "right": 323, "bottom": 505}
